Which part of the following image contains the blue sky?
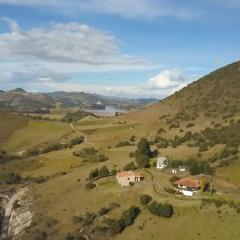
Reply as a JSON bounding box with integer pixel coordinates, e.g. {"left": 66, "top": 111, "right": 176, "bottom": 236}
{"left": 0, "top": 0, "right": 240, "bottom": 98}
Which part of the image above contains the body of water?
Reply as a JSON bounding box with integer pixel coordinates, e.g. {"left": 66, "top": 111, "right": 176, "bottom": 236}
{"left": 85, "top": 106, "right": 127, "bottom": 116}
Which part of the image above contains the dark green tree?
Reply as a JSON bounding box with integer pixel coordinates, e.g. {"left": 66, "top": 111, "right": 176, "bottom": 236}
{"left": 137, "top": 138, "right": 151, "bottom": 157}
{"left": 99, "top": 166, "right": 110, "bottom": 177}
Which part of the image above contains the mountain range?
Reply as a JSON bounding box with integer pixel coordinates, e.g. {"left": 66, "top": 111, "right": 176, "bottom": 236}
{"left": 0, "top": 88, "right": 158, "bottom": 113}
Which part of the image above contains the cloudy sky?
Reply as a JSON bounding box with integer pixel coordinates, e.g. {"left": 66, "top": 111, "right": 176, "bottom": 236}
{"left": 0, "top": 0, "right": 240, "bottom": 98}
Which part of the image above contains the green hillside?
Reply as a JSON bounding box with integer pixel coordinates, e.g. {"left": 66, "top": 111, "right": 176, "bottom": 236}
{"left": 1, "top": 62, "right": 240, "bottom": 240}
{"left": 0, "top": 110, "right": 28, "bottom": 144}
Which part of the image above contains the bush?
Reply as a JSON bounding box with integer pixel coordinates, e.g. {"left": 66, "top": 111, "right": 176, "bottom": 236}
{"left": 188, "top": 160, "right": 215, "bottom": 176}
{"left": 108, "top": 219, "right": 123, "bottom": 235}
{"left": 70, "top": 136, "right": 85, "bottom": 146}
{"left": 129, "top": 152, "right": 135, "bottom": 158}
{"left": 135, "top": 153, "right": 150, "bottom": 168}
{"left": 140, "top": 194, "right": 152, "bottom": 206}
{"left": 123, "top": 162, "right": 137, "bottom": 171}
{"left": 147, "top": 201, "right": 173, "bottom": 218}
{"left": 160, "top": 203, "right": 173, "bottom": 218}
{"left": 130, "top": 135, "right": 136, "bottom": 142}
{"left": 109, "top": 202, "right": 120, "bottom": 210}
{"left": 98, "top": 207, "right": 110, "bottom": 216}
{"left": 111, "top": 169, "right": 117, "bottom": 176}
{"left": 0, "top": 172, "right": 23, "bottom": 184}
{"left": 120, "top": 206, "right": 140, "bottom": 227}
{"left": 99, "top": 166, "right": 110, "bottom": 177}
{"left": 85, "top": 182, "right": 96, "bottom": 190}
{"left": 74, "top": 147, "right": 108, "bottom": 163}
{"left": 116, "top": 141, "right": 131, "bottom": 148}
{"left": 137, "top": 138, "right": 151, "bottom": 157}
{"left": 89, "top": 169, "right": 99, "bottom": 180}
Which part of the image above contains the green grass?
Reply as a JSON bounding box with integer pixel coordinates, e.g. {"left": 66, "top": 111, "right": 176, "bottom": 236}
{"left": 0, "top": 110, "right": 28, "bottom": 145}
{"left": 1, "top": 120, "right": 71, "bottom": 152}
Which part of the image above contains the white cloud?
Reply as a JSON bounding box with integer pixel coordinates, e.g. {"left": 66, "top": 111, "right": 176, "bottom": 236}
{"left": 148, "top": 69, "right": 186, "bottom": 89}
{"left": 8, "top": 69, "right": 71, "bottom": 84}
{"left": 0, "top": 0, "right": 200, "bottom": 19}
{"left": 0, "top": 18, "right": 145, "bottom": 65}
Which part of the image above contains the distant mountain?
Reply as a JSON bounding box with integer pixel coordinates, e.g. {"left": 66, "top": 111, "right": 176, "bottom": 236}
{"left": 0, "top": 89, "right": 55, "bottom": 113}
{"left": 0, "top": 89, "right": 158, "bottom": 113}
{"left": 0, "top": 90, "right": 4, "bottom": 94}
{"left": 46, "top": 91, "right": 158, "bottom": 110}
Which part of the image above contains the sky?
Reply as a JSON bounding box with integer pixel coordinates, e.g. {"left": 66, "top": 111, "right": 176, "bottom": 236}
{"left": 0, "top": 0, "right": 240, "bottom": 98}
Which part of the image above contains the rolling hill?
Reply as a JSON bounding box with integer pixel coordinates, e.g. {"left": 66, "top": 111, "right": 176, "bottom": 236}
{"left": 125, "top": 61, "right": 240, "bottom": 133}
{"left": 1, "top": 61, "right": 240, "bottom": 240}
{"left": 0, "top": 88, "right": 55, "bottom": 113}
{"left": 0, "top": 89, "right": 157, "bottom": 113}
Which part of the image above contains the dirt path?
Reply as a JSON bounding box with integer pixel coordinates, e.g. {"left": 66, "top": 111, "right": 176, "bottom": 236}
{"left": 70, "top": 123, "right": 94, "bottom": 146}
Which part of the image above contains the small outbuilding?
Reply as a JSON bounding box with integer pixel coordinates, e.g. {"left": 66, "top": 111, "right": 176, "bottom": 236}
{"left": 116, "top": 171, "right": 143, "bottom": 187}
{"left": 156, "top": 157, "right": 168, "bottom": 169}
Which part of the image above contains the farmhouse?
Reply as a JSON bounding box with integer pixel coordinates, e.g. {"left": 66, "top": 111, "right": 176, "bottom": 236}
{"left": 156, "top": 157, "right": 168, "bottom": 169}
{"left": 116, "top": 171, "right": 143, "bottom": 186}
{"left": 175, "top": 177, "right": 202, "bottom": 196}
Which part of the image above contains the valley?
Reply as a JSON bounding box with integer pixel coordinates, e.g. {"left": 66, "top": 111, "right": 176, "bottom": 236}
{"left": 1, "top": 62, "right": 240, "bottom": 239}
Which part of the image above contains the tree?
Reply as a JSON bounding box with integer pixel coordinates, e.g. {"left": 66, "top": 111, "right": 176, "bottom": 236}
{"left": 135, "top": 154, "right": 150, "bottom": 168}
{"left": 98, "top": 207, "right": 109, "bottom": 216}
{"left": 108, "top": 220, "right": 123, "bottom": 235}
{"left": 160, "top": 204, "right": 173, "bottom": 218}
{"left": 111, "top": 169, "right": 117, "bottom": 176}
{"left": 130, "top": 135, "right": 136, "bottom": 142}
{"left": 140, "top": 194, "right": 152, "bottom": 206}
{"left": 123, "top": 162, "right": 137, "bottom": 171}
{"left": 89, "top": 168, "right": 99, "bottom": 179}
{"left": 120, "top": 206, "right": 140, "bottom": 227}
{"left": 99, "top": 166, "right": 110, "bottom": 177}
{"left": 137, "top": 138, "right": 151, "bottom": 157}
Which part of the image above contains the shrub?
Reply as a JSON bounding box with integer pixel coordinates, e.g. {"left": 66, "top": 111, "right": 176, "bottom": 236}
{"left": 111, "top": 169, "right": 117, "bottom": 176}
{"left": 108, "top": 219, "right": 123, "bottom": 235}
{"left": 98, "top": 207, "right": 110, "bottom": 216}
{"left": 137, "top": 138, "right": 151, "bottom": 157}
{"left": 129, "top": 152, "right": 135, "bottom": 158}
{"left": 0, "top": 173, "right": 23, "bottom": 184}
{"left": 70, "top": 136, "right": 85, "bottom": 146}
{"left": 186, "top": 122, "right": 195, "bottom": 128}
{"left": 120, "top": 206, "right": 140, "bottom": 227}
{"left": 116, "top": 141, "right": 131, "bottom": 148}
{"left": 147, "top": 201, "right": 173, "bottom": 218}
{"left": 85, "top": 182, "right": 96, "bottom": 190}
{"left": 89, "top": 169, "right": 99, "bottom": 180}
{"left": 130, "top": 135, "right": 136, "bottom": 142}
{"left": 140, "top": 194, "right": 152, "bottom": 206}
{"left": 99, "top": 166, "right": 110, "bottom": 177}
{"left": 188, "top": 160, "right": 215, "bottom": 176}
{"left": 135, "top": 154, "right": 150, "bottom": 168}
{"left": 160, "top": 204, "right": 173, "bottom": 218}
{"left": 123, "top": 162, "right": 137, "bottom": 171}
{"left": 109, "top": 202, "right": 120, "bottom": 210}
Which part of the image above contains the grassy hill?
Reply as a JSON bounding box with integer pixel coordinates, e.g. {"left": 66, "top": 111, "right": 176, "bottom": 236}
{"left": 1, "top": 62, "right": 240, "bottom": 240}
{"left": 0, "top": 110, "right": 28, "bottom": 144}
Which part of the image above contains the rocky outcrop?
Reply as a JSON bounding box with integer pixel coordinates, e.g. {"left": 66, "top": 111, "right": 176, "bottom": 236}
{"left": 0, "top": 188, "right": 32, "bottom": 239}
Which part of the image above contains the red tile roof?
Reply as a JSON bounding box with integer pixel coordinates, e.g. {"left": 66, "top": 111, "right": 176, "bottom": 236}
{"left": 175, "top": 177, "right": 201, "bottom": 189}
{"left": 116, "top": 171, "right": 142, "bottom": 178}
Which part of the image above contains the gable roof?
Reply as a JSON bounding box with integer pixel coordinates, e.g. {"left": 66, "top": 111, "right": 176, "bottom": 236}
{"left": 116, "top": 171, "right": 142, "bottom": 178}
{"left": 175, "top": 177, "right": 201, "bottom": 189}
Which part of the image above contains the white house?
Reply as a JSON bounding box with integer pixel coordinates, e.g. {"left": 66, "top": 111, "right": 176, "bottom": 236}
{"left": 116, "top": 171, "right": 143, "bottom": 187}
{"left": 175, "top": 177, "right": 202, "bottom": 196}
{"left": 156, "top": 157, "right": 168, "bottom": 169}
